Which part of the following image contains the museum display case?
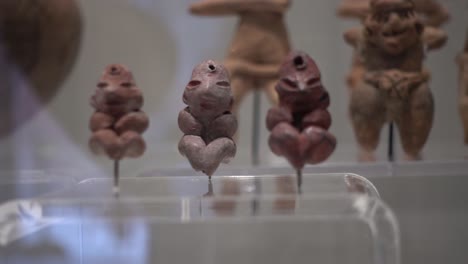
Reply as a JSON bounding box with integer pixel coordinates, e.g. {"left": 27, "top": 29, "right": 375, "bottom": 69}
{"left": 0, "top": 0, "right": 467, "bottom": 263}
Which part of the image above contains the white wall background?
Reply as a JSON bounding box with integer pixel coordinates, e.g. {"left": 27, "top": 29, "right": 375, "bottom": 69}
{"left": 0, "top": 0, "right": 467, "bottom": 178}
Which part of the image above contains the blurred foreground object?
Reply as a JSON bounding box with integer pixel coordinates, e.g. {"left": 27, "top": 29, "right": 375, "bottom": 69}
{"left": 0, "top": 0, "right": 82, "bottom": 137}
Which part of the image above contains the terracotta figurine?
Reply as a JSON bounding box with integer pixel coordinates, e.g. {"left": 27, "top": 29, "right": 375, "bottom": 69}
{"left": 89, "top": 64, "right": 149, "bottom": 195}
{"left": 267, "top": 51, "right": 336, "bottom": 172}
{"left": 337, "top": 0, "right": 450, "bottom": 27}
{"left": 189, "top": 0, "right": 291, "bottom": 113}
{"left": 457, "top": 32, "right": 468, "bottom": 144}
{"left": 338, "top": 0, "right": 448, "bottom": 90}
{"left": 178, "top": 60, "right": 237, "bottom": 178}
{"left": 344, "top": 0, "right": 443, "bottom": 161}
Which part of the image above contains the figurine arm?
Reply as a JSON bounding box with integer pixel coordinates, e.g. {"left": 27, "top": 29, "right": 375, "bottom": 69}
{"left": 266, "top": 107, "right": 292, "bottom": 131}
{"left": 209, "top": 112, "right": 238, "bottom": 139}
{"left": 115, "top": 111, "right": 149, "bottom": 135}
{"left": 423, "top": 26, "right": 447, "bottom": 51}
{"left": 90, "top": 112, "right": 115, "bottom": 132}
{"left": 190, "top": 0, "right": 290, "bottom": 16}
{"left": 302, "top": 109, "right": 332, "bottom": 130}
{"left": 336, "top": 0, "right": 369, "bottom": 20}
{"left": 456, "top": 53, "right": 468, "bottom": 68}
{"left": 414, "top": 0, "right": 450, "bottom": 27}
{"left": 178, "top": 108, "right": 203, "bottom": 136}
{"left": 343, "top": 27, "right": 363, "bottom": 49}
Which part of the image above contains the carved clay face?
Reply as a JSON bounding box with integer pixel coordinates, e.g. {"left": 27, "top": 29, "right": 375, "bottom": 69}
{"left": 91, "top": 64, "right": 143, "bottom": 115}
{"left": 365, "top": 0, "right": 423, "bottom": 55}
{"left": 183, "top": 60, "right": 233, "bottom": 117}
{"left": 276, "top": 51, "right": 328, "bottom": 111}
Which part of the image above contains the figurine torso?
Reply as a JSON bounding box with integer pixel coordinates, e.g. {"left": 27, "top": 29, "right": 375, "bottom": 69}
{"left": 361, "top": 39, "right": 424, "bottom": 72}
{"left": 227, "top": 11, "right": 290, "bottom": 69}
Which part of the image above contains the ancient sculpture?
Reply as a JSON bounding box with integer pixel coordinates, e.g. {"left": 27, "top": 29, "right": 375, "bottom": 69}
{"left": 338, "top": 0, "right": 448, "bottom": 90}
{"left": 344, "top": 0, "right": 444, "bottom": 161}
{"left": 0, "top": 0, "right": 82, "bottom": 137}
{"left": 458, "top": 33, "right": 468, "bottom": 144}
{"left": 337, "top": 0, "right": 450, "bottom": 26}
{"left": 189, "top": 0, "right": 291, "bottom": 113}
{"left": 267, "top": 51, "right": 336, "bottom": 172}
{"left": 178, "top": 60, "right": 237, "bottom": 178}
{"left": 89, "top": 64, "right": 149, "bottom": 195}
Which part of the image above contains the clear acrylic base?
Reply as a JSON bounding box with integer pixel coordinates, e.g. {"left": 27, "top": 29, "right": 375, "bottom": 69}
{"left": 0, "top": 193, "right": 399, "bottom": 264}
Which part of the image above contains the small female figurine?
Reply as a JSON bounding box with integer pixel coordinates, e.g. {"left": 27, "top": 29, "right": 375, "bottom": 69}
{"left": 344, "top": 0, "right": 444, "bottom": 161}
{"left": 338, "top": 0, "right": 448, "bottom": 90}
{"left": 337, "top": 0, "right": 450, "bottom": 27}
{"left": 89, "top": 64, "right": 149, "bottom": 195}
{"left": 267, "top": 51, "right": 336, "bottom": 173}
{"left": 178, "top": 60, "right": 237, "bottom": 178}
{"left": 189, "top": 0, "right": 291, "bottom": 112}
{"left": 458, "top": 33, "right": 468, "bottom": 145}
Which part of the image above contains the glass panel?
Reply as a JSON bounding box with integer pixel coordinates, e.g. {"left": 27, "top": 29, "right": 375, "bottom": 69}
{"left": 0, "top": 194, "right": 399, "bottom": 264}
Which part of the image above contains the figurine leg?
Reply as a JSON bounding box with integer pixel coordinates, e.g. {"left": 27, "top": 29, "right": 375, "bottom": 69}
{"left": 396, "top": 83, "right": 434, "bottom": 161}
{"left": 460, "top": 96, "right": 468, "bottom": 144}
{"left": 349, "top": 82, "right": 387, "bottom": 162}
{"left": 269, "top": 123, "right": 304, "bottom": 169}
{"left": 231, "top": 75, "right": 255, "bottom": 114}
{"left": 89, "top": 129, "right": 123, "bottom": 160}
{"left": 347, "top": 55, "right": 365, "bottom": 90}
{"left": 115, "top": 111, "right": 149, "bottom": 134}
{"left": 178, "top": 135, "right": 236, "bottom": 176}
{"left": 120, "top": 131, "right": 146, "bottom": 158}
{"left": 302, "top": 126, "right": 337, "bottom": 164}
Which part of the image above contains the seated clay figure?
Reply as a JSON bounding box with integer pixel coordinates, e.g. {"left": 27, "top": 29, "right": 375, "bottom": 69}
{"left": 457, "top": 34, "right": 468, "bottom": 144}
{"left": 344, "top": 0, "right": 439, "bottom": 161}
{"left": 267, "top": 51, "right": 336, "bottom": 170}
{"left": 189, "top": 0, "right": 291, "bottom": 113}
{"left": 89, "top": 64, "right": 149, "bottom": 160}
{"left": 178, "top": 60, "right": 237, "bottom": 177}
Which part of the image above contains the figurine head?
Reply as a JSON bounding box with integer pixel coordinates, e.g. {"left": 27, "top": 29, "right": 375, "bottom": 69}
{"left": 276, "top": 51, "right": 329, "bottom": 111}
{"left": 183, "top": 60, "right": 233, "bottom": 117}
{"left": 365, "top": 0, "right": 423, "bottom": 55}
{"left": 91, "top": 64, "right": 143, "bottom": 116}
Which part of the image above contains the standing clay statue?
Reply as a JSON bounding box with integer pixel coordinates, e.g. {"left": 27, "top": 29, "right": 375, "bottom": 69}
{"left": 178, "top": 60, "right": 237, "bottom": 178}
{"left": 344, "top": 0, "right": 443, "bottom": 161}
{"left": 189, "top": 0, "right": 291, "bottom": 112}
{"left": 267, "top": 51, "right": 336, "bottom": 175}
{"left": 338, "top": 0, "right": 448, "bottom": 90}
{"left": 89, "top": 64, "right": 149, "bottom": 195}
{"left": 337, "top": 0, "right": 449, "bottom": 27}
{"left": 457, "top": 33, "right": 468, "bottom": 145}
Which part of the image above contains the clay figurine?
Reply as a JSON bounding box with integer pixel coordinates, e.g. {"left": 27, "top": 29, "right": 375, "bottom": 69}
{"left": 338, "top": 0, "right": 448, "bottom": 90}
{"left": 89, "top": 64, "right": 149, "bottom": 195}
{"left": 457, "top": 32, "right": 468, "bottom": 144}
{"left": 344, "top": 0, "right": 441, "bottom": 161}
{"left": 189, "top": 0, "right": 291, "bottom": 113}
{"left": 178, "top": 60, "right": 237, "bottom": 178}
{"left": 337, "top": 0, "right": 449, "bottom": 27}
{"left": 267, "top": 51, "right": 336, "bottom": 173}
